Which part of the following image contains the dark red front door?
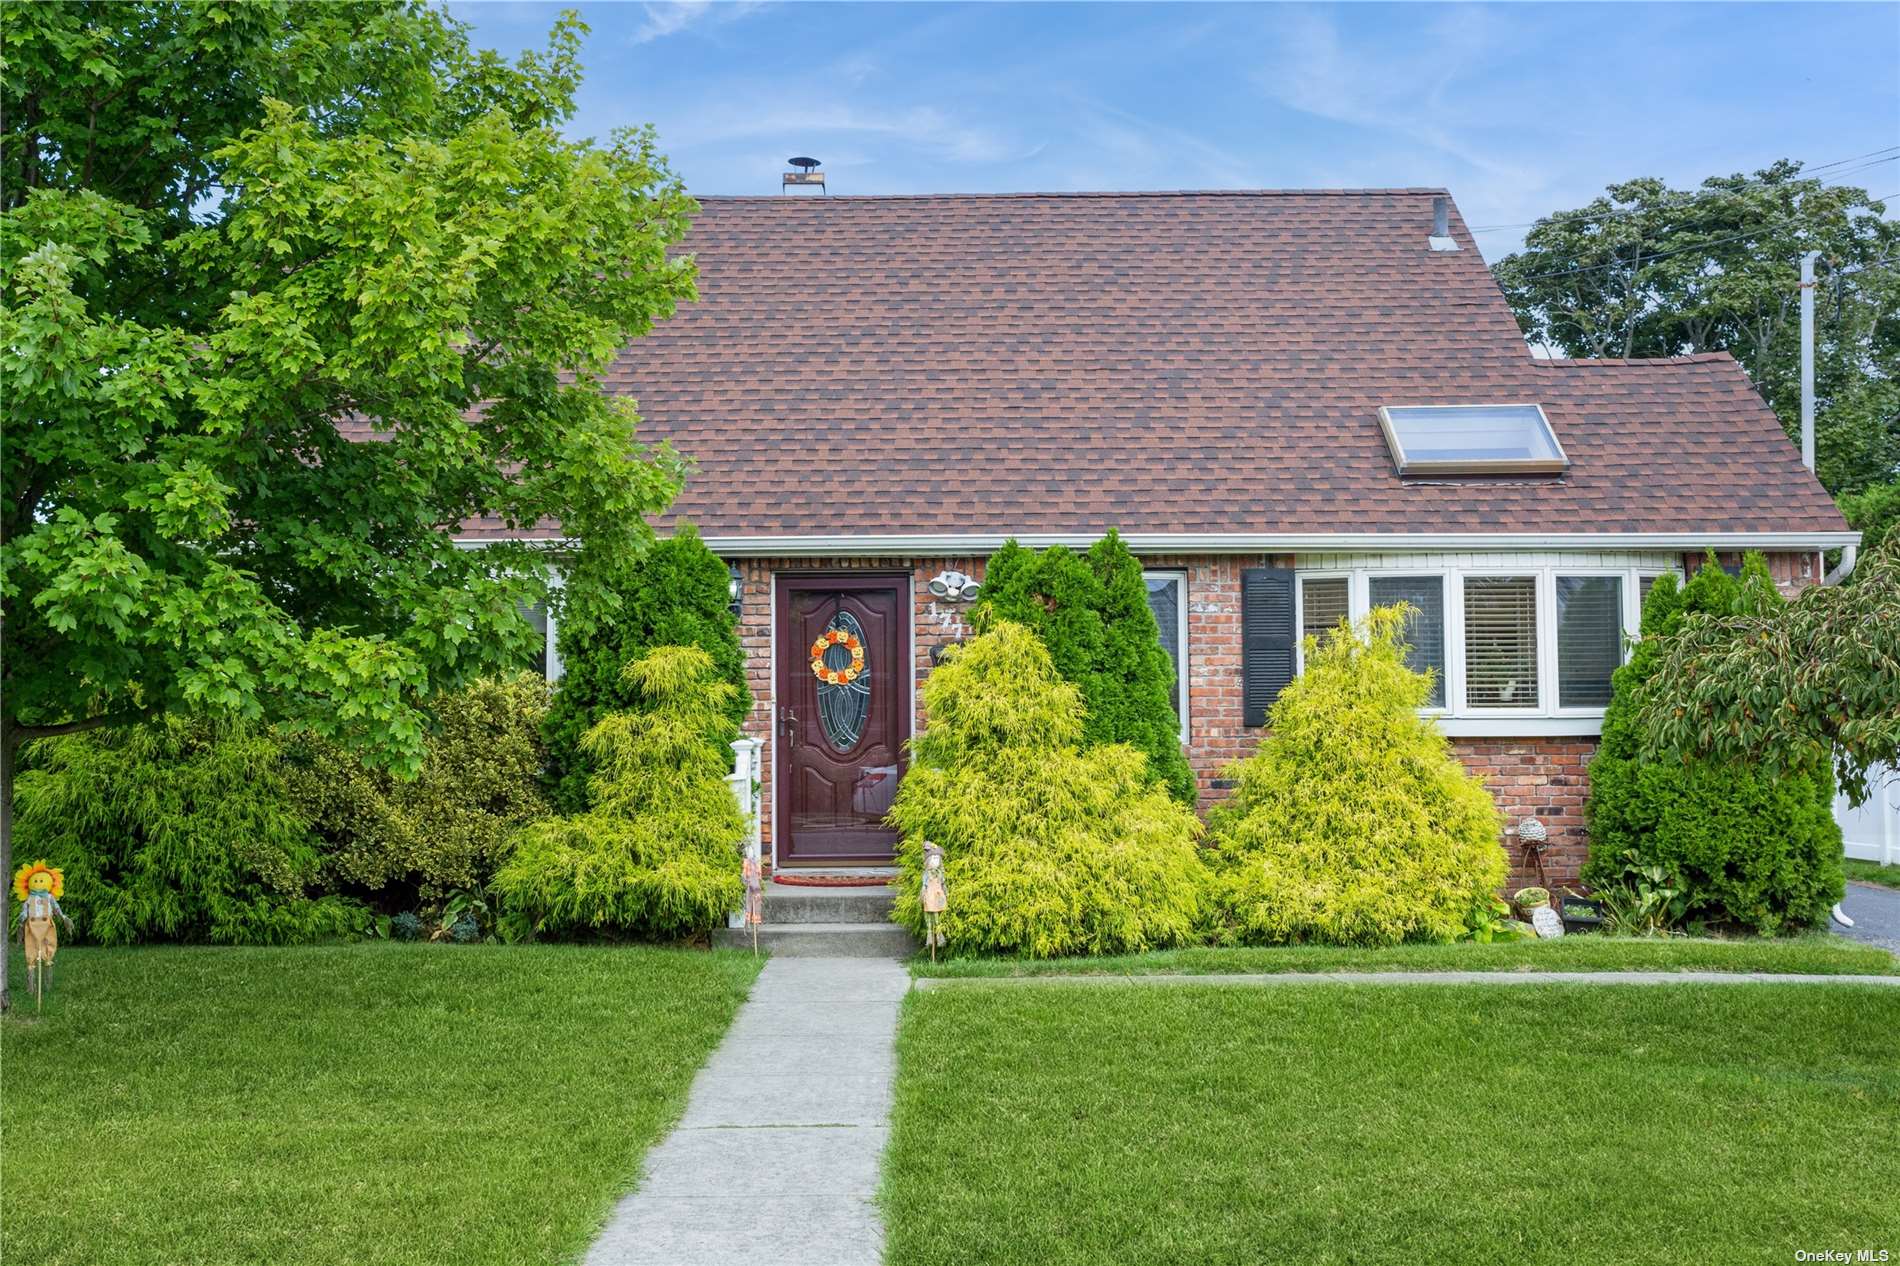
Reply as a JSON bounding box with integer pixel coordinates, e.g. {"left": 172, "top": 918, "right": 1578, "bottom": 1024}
{"left": 776, "top": 575, "right": 909, "bottom": 865}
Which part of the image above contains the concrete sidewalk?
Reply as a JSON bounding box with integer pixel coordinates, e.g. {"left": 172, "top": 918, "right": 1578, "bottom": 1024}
{"left": 583, "top": 956, "right": 908, "bottom": 1266}
{"left": 914, "top": 969, "right": 1900, "bottom": 989}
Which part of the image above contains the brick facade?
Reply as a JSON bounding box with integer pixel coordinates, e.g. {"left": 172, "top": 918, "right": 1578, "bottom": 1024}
{"left": 731, "top": 550, "right": 1816, "bottom": 892}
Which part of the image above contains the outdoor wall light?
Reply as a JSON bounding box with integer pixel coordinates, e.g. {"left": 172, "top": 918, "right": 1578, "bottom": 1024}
{"left": 927, "top": 570, "right": 981, "bottom": 602}
{"left": 728, "top": 563, "right": 744, "bottom": 618}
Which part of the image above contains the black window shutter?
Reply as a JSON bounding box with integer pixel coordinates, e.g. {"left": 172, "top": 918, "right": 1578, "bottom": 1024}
{"left": 1241, "top": 567, "right": 1296, "bottom": 727}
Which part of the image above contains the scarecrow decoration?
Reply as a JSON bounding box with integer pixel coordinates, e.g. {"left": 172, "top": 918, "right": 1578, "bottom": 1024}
{"left": 919, "top": 841, "right": 948, "bottom": 962}
{"left": 741, "top": 842, "right": 764, "bottom": 955}
{"left": 13, "top": 860, "right": 74, "bottom": 1010}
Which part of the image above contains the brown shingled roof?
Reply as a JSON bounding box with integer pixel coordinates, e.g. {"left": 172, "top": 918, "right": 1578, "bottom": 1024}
{"left": 466, "top": 190, "right": 1849, "bottom": 543}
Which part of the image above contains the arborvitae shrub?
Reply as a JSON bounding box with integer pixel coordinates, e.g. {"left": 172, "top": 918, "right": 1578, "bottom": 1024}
{"left": 496, "top": 646, "right": 746, "bottom": 937}
{"left": 286, "top": 674, "right": 552, "bottom": 906}
{"left": 889, "top": 621, "right": 1207, "bottom": 957}
{"left": 13, "top": 720, "right": 367, "bottom": 945}
{"left": 973, "top": 531, "right": 1196, "bottom": 803}
{"left": 544, "top": 526, "right": 749, "bottom": 811}
{"left": 1205, "top": 607, "right": 1506, "bottom": 945}
{"left": 1583, "top": 554, "right": 1842, "bottom": 934}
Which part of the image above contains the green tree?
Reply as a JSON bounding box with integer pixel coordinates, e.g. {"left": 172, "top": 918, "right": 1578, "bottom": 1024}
{"left": 1492, "top": 161, "right": 1899, "bottom": 495}
{"left": 0, "top": 5, "right": 696, "bottom": 1007}
{"left": 973, "top": 531, "right": 1196, "bottom": 803}
{"left": 1204, "top": 607, "right": 1505, "bottom": 946}
{"left": 1637, "top": 538, "right": 1900, "bottom": 808}
{"left": 1585, "top": 556, "right": 1842, "bottom": 934}
{"left": 1838, "top": 480, "right": 1900, "bottom": 562}
{"left": 543, "top": 527, "right": 748, "bottom": 811}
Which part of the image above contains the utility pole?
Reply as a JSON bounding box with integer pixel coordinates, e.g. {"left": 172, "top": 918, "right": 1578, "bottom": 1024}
{"left": 1800, "top": 250, "right": 1820, "bottom": 471}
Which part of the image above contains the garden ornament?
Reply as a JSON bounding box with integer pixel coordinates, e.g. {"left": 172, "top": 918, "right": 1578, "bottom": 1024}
{"left": 1515, "top": 885, "right": 1565, "bottom": 940}
{"left": 919, "top": 842, "right": 948, "bottom": 961}
{"left": 13, "top": 860, "right": 74, "bottom": 1011}
{"left": 1515, "top": 816, "right": 1549, "bottom": 889}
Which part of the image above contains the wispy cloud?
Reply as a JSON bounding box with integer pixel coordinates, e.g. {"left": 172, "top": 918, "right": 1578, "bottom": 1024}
{"left": 670, "top": 98, "right": 1033, "bottom": 166}
{"left": 630, "top": 1, "right": 762, "bottom": 46}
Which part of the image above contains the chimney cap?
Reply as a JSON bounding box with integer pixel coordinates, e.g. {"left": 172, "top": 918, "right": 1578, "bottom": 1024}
{"left": 788, "top": 156, "right": 821, "bottom": 170}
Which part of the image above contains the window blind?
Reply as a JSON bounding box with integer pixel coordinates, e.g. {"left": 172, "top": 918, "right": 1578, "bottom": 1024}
{"left": 1557, "top": 576, "right": 1623, "bottom": 707}
{"left": 1301, "top": 576, "right": 1350, "bottom": 647}
{"left": 1369, "top": 576, "right": 1446, "bottom": 707}
{"left": 1463, "top": 577, "right": 1538, "bottom": 708}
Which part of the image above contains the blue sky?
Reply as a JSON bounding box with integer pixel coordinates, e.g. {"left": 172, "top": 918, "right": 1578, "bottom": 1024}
{"left": 451, "top": 1, "right": 1900, "bottom": 260}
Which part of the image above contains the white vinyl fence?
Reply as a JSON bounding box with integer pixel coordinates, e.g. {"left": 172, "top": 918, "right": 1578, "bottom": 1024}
{"left": 1836, "top": 763, "right": 1900, "bottom": 867}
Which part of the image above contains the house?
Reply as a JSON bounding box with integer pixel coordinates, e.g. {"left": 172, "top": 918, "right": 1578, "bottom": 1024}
{"left": 467, "top": 190, "right": 1855, "bottom": 888}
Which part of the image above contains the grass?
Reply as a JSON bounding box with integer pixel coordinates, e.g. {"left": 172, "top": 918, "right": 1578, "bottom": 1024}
{"left": 1, "top": 942, "right": 761, "bottom": 1266}
{"left": 911, "top": 932, "right": 1898, "bottom": 978}
{"left": 884, "top": 982, "right": 1900, "bottom": 1266}
{"left": 1845, "top": 857, "right": 1900, "bottom": 890}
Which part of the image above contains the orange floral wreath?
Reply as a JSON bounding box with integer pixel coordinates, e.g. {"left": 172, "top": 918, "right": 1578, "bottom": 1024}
{"left": 809, "top": 628, "right": 866, "bottom": 685}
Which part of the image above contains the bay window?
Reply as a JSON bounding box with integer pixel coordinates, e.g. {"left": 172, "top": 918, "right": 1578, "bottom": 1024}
{"left": 1285, "top": 558, "right": 1676, "bottom": 733}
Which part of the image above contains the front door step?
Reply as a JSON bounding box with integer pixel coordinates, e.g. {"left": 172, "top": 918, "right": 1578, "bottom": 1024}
{"left": 712, "top": 879, "right": 916, "bottom": 956}
{"left": 715, "top": 922, "right": 918, "bottom": 958}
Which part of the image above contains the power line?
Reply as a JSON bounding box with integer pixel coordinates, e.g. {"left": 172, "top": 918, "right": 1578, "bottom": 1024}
{"left": 1466, "top": 149, "right": 1898, "bottom": 234}
{"left": 1509, "top": 193, "right": 1900, "bottom": 282}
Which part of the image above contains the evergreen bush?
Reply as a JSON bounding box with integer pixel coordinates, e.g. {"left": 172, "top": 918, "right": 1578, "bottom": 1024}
{"left": 1583, "top": 555, "right": 1843, "bottom": 934}
{"left": 12, "top": 720, "right": 367, "bottom": 945}
{"left": 889, "top": 622, "right": 1208, "bottom": 957}
{"left": 286, "top": 675, "right": 553, "bottom": 907}
{"left": 1205, "top": 607, "right": 1506, "bottom": 946}
{"left": 496, "top": 646, "right": 746, "bottom": 937}
{"left": 973, "top": 531, "right": 1196, "bottom": 803}
{"left": 543, "top": 527, "right": 749, "bottom": 811}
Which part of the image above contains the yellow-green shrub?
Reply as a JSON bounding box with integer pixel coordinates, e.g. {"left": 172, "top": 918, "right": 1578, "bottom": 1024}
{"left": 890, "top": 622, "right": 1207, "bottom": 957}
{"left": 494, "top": 646, "right": 744, "bottom": 937}
{"left": 286, "top": 674, "right": 553, "bottom": 904}
{"left": 1207, "top": 606, "right": 1505, "bottom": 945}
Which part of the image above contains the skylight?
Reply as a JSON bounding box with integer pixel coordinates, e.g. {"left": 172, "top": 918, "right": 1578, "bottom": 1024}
{"left": 1378, "top": 404, "right": 1568, "bottom": 476}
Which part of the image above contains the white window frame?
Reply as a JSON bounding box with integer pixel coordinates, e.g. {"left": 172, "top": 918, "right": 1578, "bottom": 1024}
{"left": 1377, "top": 402, "right": 1569, "bottom": 476}
{"left": 1293, "top": 556, "right": 1670, "bottom": 736}
{"left": 1142, "top": 569, "right": 1190, "bottom": 744}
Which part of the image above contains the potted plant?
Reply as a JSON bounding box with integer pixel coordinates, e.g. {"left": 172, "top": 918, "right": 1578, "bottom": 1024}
{"left": 1558, "top": 890, "right": 1606, "bottom": 934}
{"left": 1513, "top": 886, "right": 1564, "bottom": 939}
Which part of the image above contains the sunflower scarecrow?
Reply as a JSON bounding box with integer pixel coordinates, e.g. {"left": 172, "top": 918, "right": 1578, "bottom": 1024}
{"left": 13, "top": 860, "right": 74, "bottom": 1010}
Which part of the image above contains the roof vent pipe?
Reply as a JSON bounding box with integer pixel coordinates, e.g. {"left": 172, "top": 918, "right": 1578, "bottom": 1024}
{"left": 1428, "top": 196, "right": 1459, "bottom": 252}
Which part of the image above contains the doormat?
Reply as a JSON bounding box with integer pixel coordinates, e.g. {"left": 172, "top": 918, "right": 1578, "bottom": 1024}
{"left": 770, "top": 874, "right": 896, "bottom": 888}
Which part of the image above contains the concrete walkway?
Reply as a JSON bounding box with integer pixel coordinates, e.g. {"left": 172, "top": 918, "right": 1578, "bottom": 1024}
{"left": 915, "top": 969, "right": 1900, "bottom": 989}
{"left": 584, "top": 956, "right": 908, "bottom": 1266}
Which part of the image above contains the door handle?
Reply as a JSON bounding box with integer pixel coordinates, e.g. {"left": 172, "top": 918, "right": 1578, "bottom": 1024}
{"left": 781, "top": 706, "right": 798, "bottom": 739}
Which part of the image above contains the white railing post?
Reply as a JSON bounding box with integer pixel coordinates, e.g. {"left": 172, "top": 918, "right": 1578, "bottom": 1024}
{"left": 727, "top": 737, "right": 764, "bottom": 929}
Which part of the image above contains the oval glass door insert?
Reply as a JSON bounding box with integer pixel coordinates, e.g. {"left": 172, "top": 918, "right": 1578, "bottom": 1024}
{"left": 814, "top": 609, "right": 871, "bottom": 750}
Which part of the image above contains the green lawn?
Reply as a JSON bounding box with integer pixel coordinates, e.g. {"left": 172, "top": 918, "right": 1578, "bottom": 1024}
{"left": 885, "top": 982, "right": 1900, "bottom": 1266}
{"left": 1, "top": 943, "right": 761, "bottom": 1266}
{"left": 1845, "top": 857, "right": 1900, "bottom": 890}
{"left": 911, "top": 933, "right": 1897, "bottom": 978}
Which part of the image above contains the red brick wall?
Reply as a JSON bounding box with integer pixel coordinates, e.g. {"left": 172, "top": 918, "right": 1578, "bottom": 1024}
{"left": 1453, "top": 738, "right": 1597, "bottom": 890}
{"left": 733, "top": 552, "right": 1618, "bottom": 890}
{"left": 1681, "top": 549, "right": 1821, "bottom": 596}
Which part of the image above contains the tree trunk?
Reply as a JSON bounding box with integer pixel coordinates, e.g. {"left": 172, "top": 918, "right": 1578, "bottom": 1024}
{"left": 2, "top": 729, "right": 14, "bottom": 1015}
